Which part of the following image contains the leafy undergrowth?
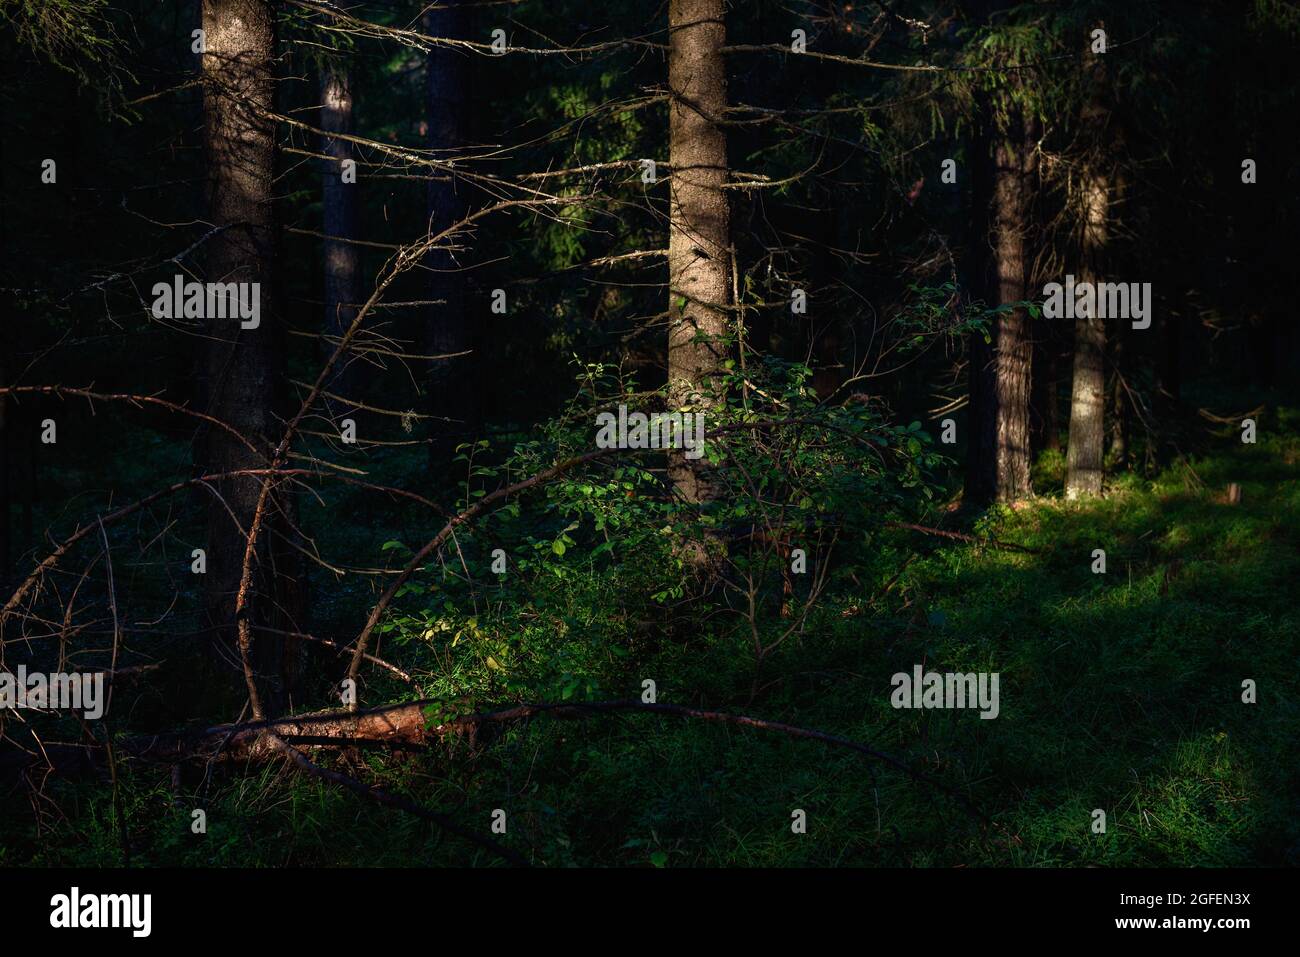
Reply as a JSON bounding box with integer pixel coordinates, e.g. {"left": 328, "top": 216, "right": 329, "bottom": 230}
{"left": 6, "top": 420, "right": 1297, "bottom": 868}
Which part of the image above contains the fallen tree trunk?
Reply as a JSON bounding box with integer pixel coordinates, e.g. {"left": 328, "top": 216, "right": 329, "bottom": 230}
{"left": 2, "top": 698, "right": 995, "bottom": 828}
{"left": 3, "top": 697, "right": 1013, "bottom": 867}
{"left": 0, "top": 699, "right": 439, "bottom": 774}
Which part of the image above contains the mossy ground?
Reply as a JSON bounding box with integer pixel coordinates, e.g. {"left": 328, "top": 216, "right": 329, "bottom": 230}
{"left": 4, "top": 408, "right": 1296, "bottom": 868}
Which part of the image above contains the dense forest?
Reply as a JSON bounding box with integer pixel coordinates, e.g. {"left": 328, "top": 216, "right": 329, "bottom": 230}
{"left": 0, "top": 0, "right": 1297, "bottom": 876}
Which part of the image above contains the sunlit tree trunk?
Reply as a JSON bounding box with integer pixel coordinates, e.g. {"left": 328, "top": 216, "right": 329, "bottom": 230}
{"left": 199, "top": 0, "right": 301, "bottom": 710}
{"left": 667, "top": 0, "right": 731, "bottom": 504}
{"left": 1064, "top": 83, "right": 1111, "bottom": 499}
{"left": 966, "top": 100, "right": 1035, "bottom": 504}
{"left": 991, "top": 113, "right": 1035, "bottom": 502}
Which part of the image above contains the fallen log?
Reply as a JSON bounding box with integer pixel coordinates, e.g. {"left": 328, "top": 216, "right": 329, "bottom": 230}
{"left": 3, "top": 696, "right": 1012, "bottom": 867}
{"left": 0, "top": 700, "right": 443, "bottom": 774}
{"left": 3, "top": 698, "right": 995, "bottom": 828}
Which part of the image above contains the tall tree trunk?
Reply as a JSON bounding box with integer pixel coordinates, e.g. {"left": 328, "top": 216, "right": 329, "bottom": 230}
{"left": 1064, "top": 80, "right": 1112, "bottom": 499}
{"left": 199, "top": 0, "right": 300, "bottom": 711}
{"left": 667, "top": 0, "right": 732, "bottom": 504}
{"left": 320, "top": 62, "right": 360, "bottom": 415}
{"left": 966, "top": 101, "right": 1034, "bottom": 504}
{"left": 991, "top": 113, "right": 1035, "bottom": 502}
{"left": 1030, "top": 130, "right": 1062, "bottom": 463}
{"left": 423, "top": 0, "right": 475, "bottom": 467}
{"left": 1064, "top": 172, "right": 1108, "bottom": 499}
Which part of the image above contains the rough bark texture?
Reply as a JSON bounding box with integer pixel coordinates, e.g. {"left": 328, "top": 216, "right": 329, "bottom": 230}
{"left": 0, "top": 701, "right": 443, "bottom": 777}
{"left": 991, "top": 118, "right": 1035, "bottom": 502}
{"left": 966, "top": 103, "right": 1034, "bottom": 504}
{"left": 320, "top": 63, "right": 360, "bottom": 413}
{"left": 667, "top": 0, "right": 731, "bottom": 503}
{"left": 199, "top": 0, "right": 301, "bottom": 710}
{"left": 1030, "top": 122, "right": 1063, "bottom": 462}
{"left": 1064, "top": 178, "right": 1108, "bottom": 498}
{"left": 1064, "top": 83, "right": 1111, "bottom": 500}
{"left": 423, "top": 1, "right": 476, "bottom": 466}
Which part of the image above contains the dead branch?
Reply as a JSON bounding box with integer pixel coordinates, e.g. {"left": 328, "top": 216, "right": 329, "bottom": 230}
{"left": 4, "top": 698, "right": 996, "bottom": 833}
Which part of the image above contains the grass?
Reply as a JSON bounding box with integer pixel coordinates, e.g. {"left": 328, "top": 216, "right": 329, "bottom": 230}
{"left": 4, "top": 415, "right": 1297, "bottom": 868}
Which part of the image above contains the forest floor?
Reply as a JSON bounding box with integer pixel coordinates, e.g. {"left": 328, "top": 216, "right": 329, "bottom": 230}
{"left": 3, "top": 407, "right": 1297, "bottom": 867}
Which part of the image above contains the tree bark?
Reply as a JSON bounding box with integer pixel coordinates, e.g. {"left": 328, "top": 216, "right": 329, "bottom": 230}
{"left": 991, "top": 116, "right": 1035, "bottom": 502}
{"left": 423, "top": 0, "right": 476, "bottom": 467}
{"left": 966, "top": 102, "right": 1034, "bottom": 504}
{"left": 667, "top": 0, "right": 732, "bottom": 504}
{"left": 1063, "top": 175, "right": 1108, "bottom": 499}
{"left": 1064, "top": 80, "right": 1112, "bottom": 499}
{"left": 199, "top": 0, "right": 301, "bottom": 710}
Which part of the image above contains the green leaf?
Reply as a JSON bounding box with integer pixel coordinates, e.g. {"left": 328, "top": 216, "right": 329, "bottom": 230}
{"left": 552, "top": 539, "right": 567, "bottom": 556}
